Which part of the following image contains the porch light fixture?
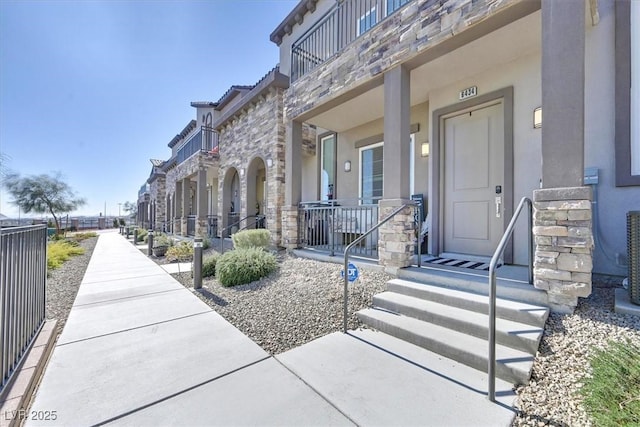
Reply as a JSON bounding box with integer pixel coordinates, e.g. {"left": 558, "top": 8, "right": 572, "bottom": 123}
{"left": 533, "top": 107, "right": 542, "bottom": 129}
{"left": 344, "top": 160, "right": 351, "bottom": 172}
{"left": 266, "top": 158, "right": 273, "bottom": 168}
{"left": 421, "top": 141, "right": 430, "bottom": 157}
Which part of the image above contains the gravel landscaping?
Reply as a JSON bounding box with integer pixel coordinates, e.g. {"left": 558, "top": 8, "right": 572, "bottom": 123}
{"left": 46, "top": 236, "right": 97, "bottom": 334}
{"left": 50, "top": 237, "right": 639, "bottom": 426}
{"left": 173, "top": 254, "right": 391, "bottom": 354}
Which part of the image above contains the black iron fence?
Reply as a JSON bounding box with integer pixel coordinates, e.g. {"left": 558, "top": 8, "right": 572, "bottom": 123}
{"left": 187, "top": 215, "right": 196, "bottom": 236}
{"left": 1, "top": 225, "right": 47, "bottom": 393}
{"left": 291, "top": 0, "right": 411, "bottom": 81}
{"left": 177, "top": 126, "right": 219, "bottom": 165}
{"left": 298, "top": 199, "right": 383, "bottom": 259}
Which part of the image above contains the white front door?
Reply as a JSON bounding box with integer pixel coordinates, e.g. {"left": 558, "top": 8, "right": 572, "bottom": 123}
{"left": 443, "top": 102, "right": 504, "bottom": 257}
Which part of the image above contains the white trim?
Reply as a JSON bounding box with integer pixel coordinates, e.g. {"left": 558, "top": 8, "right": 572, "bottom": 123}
{"left": 359, "top": 141, "right": 384, "bottom": 204}
{"left": 320, "top": 134, "right": 336, "bottom": 200}
{"left": 631, "top": 0, "right": 640, "bottom": 175}
{"left": 409, "top": 134, "right": 415, "bottom": 195}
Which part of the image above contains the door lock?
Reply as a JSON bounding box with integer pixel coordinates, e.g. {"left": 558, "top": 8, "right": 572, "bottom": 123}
{"left": 495, "top": 196, "right": 502, "bottom": 218}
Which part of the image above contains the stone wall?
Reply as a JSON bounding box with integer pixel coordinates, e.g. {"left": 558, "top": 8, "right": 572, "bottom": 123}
{"left": 149, "top": 175, "right": 166, "bottom": 231}
{"left": 533, "top": 187, "right": 593, "bottom": 313}
{"left": 377, "top": 199, "right": 416, "bottom": 273}
{"left": 285, "top": 0, "right": 519, "bottom": 120}
{"left": 217, "top": 87, "right": 287, "bottom": 246}
{"left": 216, "top": 86, "right": 317, "bottom": 246}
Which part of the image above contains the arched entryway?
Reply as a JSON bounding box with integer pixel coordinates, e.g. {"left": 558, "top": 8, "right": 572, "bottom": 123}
{"left": 222, "top": 167, "right": 241, "bottom": 236}
{"left": 246, "top": 157, "right": 267, "bottom": 229}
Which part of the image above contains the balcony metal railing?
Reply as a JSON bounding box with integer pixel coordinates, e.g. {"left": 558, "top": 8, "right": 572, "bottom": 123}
{"left": 138, "top": 183, "right": 149, "bottom": 197}
{"left": 298, "top": 198, "right": 385, "bottom": 259}
{"left": 291, "top": 0, "right": 411, "bottom": 81}
{"left": 1, "top": 225, "right": 47, "bottom": 394}
{"left": 176, "top": 126, "right": 219, "bottom": 165}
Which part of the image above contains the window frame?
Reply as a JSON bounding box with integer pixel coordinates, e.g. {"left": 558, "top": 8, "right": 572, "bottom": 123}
{"left": 359, "top": 141, "right": 384, "bottom": 205}
{"left": 318, "top": 132, "right": 337, "bottom": 201}
{"left": 357, "top": 5, "right": 377, "bottom": 36}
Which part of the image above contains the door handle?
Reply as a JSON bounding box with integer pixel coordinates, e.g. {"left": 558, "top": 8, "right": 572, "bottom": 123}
{"left": 495, "top": 196, "right": 502, "bottom": 218}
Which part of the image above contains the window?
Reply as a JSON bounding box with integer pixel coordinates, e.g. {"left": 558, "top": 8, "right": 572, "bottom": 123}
{"left": 320, "top": 134, "right": 336, "bottom": 200}
{"left": 360, "top": 142, "right": 384, "bottom": 204}
{"left": 357, "top": 6, "right": 377, "bottom": 36}
{"left": 386, "top": 0, "right": 410, "bottom": 16}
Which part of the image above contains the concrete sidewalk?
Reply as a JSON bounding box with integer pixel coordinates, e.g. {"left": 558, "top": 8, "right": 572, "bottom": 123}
{"left": 28, "top": 230, "right": 517, "bottom": 426}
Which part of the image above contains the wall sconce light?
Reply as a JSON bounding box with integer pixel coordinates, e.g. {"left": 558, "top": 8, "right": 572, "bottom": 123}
{"left": 240, "top": 168, "right": 245, "bottom": 177}
{"left": 344, "top": 160, "right": 351, "bottom": 172}
{"left": 533, "top": 107, "right": 542, "bottom": 129}
{"left": 421, "top": 141, "right": 430, "bottom": 157}
{"left": 266, "top": 158, "right": 273, "bottom": 168}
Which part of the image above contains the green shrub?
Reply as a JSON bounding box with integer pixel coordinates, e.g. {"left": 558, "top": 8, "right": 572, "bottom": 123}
{"left": 153, "top": 233, "right": 173, "bottom": 248}
{"left": 113, "top": 218, "right": 119, "bottom": 228}
{"left": 580, "top": 340, "right": 640, "bottom": 426}
{"left": 216, "top": 247, "right": 277, "bottom": 287}
{"left": 231, "top": 229, "right": 271, "bottom": 250}
{"left": 47, "top": 240, "right": 85, "bottom": 270}
{"left": 137, "top": 228, "right": 148, "bottom": 242}
{"left": 166, "top": 241, "right": 193, "bottom": 262}
{"left": 70, "top": 232, "right": 97, "bottom": 241}
{"left": 202, "top": 255, "right": 218, "bottom": 278}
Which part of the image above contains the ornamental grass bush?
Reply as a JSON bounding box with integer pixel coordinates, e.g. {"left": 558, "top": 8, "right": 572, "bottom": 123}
{"left": 47, "top": 240, "right": 85, "bottom": 270}
{"left": 202, "top": 255, "right": 218, "bottom": 278}
{"left": 137, "top": 228, "right": 148, "bottom": 242}
{"left": 216, "top": 247, "right": 277, "bottom": 287}
{"left": 166, "top": 241, "right": 193, "bottom": 262}
{"left": 231, "top": 229, "right": 271, "bottom": 250}
{"left": 580, "top": 340, "right": 640, "bottom": 426}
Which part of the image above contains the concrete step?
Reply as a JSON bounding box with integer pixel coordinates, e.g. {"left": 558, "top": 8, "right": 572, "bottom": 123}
{"left": 386, "top": 278, "right": 549, "bottom": 328}
{"left": 372, "top": 292, "right": 544, "bottom": 354}
{"left": 398, "top": 266, "right": 549, "bottom": 306}
{"left": 356, "top": 308, "right": 535, "bottom": 385}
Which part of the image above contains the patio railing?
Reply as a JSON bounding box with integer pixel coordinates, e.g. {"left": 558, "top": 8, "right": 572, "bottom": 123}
{"left": 176, "top": 126, "right": 219, "bottom": 165}
{"left": 186, "top": 215, "right": 196, "bottom": 236}
{"left": 291, "top": 0, "right": 411, "bottom": 81}
{"left": 1, "top": 225, "right": 47, "bottom": 394}
{"left": 298, "top": 199, "right": 381, "bottom": 259}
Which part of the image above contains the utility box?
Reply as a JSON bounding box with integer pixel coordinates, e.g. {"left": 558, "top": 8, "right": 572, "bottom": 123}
{"left": 628, "top": 211, "right": 640, "bottom": 305}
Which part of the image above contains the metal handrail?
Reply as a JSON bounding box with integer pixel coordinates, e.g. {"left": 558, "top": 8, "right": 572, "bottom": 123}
{"left": 218, "top": 215, "right": 263, "bottom": 253}
{"left": 343, "top": 202, "right": 416, "bottom": 332}
{"left": 488, "top": 197, "right": 533, "bottom": 402}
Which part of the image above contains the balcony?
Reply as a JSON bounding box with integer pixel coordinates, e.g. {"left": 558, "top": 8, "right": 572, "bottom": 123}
{"left": 176, "top": 126, "right": 219, "bottom": 165}
{"left": 291, "top": 0, "right": 411, "bottom": 82}
{"left": 138, "top": 183, "right": 149, "bottom": 198}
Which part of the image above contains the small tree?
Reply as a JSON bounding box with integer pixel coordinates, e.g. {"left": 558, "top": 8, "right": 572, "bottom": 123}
{"left": 123, "top": 201, "right": 137, "bottom": 220}
{"left": 3, "top": 172, "right": 86, "bottom": 235}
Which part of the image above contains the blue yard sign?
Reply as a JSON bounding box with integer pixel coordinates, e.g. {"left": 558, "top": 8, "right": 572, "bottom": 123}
{"left": 341, "top": 262, "right": 359, "bottom": 283}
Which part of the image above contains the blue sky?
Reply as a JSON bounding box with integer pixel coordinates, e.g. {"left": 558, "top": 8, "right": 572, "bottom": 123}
{"left": 0, "top": 0, "right": 297, "bottom": 218}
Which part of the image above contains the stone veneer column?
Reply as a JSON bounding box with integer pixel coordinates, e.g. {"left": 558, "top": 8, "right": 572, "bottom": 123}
{"left": 196, "top": 168, "right": 208, "bottom": 237}
{"left": 533, "top": 187, "right": 593, "bottom": 313}
{"left": 181, "top": 179, "right": 190, "bottom": 236}
{"left": 173, "top": 180, "right": 181, "bottom": 235}
{"left": 281, "top": 206, "right": 299, "bottom": 250}
{"left": 282, "top": 120, "right": 302, "bottom": 249}
{"left": 377, "top": 199, "right": 415, "bottom": 274}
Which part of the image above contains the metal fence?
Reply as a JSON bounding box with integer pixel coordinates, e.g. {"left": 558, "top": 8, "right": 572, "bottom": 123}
{"left": 1, "top": 225, "right": 47, "bottom": 393}
{"left": 298, "top": 199, "right": 382, "bottom": 259}
{"left": 176, "top": 126, "right": 219, "bottom": 165}
{"left": 291, "top": 0, "right": 411, "bottom": 81}
{"left": 187, "top": 215, "right": 196, "bottom": 236}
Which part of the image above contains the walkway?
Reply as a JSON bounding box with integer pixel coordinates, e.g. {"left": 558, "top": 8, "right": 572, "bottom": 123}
{"left": 28, "top": 231, "right": 517, "bottom": 426}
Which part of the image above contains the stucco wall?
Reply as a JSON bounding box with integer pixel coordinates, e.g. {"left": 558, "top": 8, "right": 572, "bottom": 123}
{"left": 584, "top": 0, "right": 639, "bottom": 276}
{"left": 277, "top": 0, "right": 336, "bottom": 77}
{"left": 427, "top": 50, "right": 541, "bottom": 265}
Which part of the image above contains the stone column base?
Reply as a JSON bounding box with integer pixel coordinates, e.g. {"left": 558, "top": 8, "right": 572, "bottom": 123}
{"left": 196, "top": 218, "right": 208, "bottom": 238}
{"left": 378, "top": 199, "right": 416, "bottom": 274}
{"left": 281, "top": 206, "right": 299, "bottom": 250}
{"left": 181, "top": 218, "right": 188, "bottom": 237}
{"left": 533, "top": 187, "right": 594, "bottom": 313}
